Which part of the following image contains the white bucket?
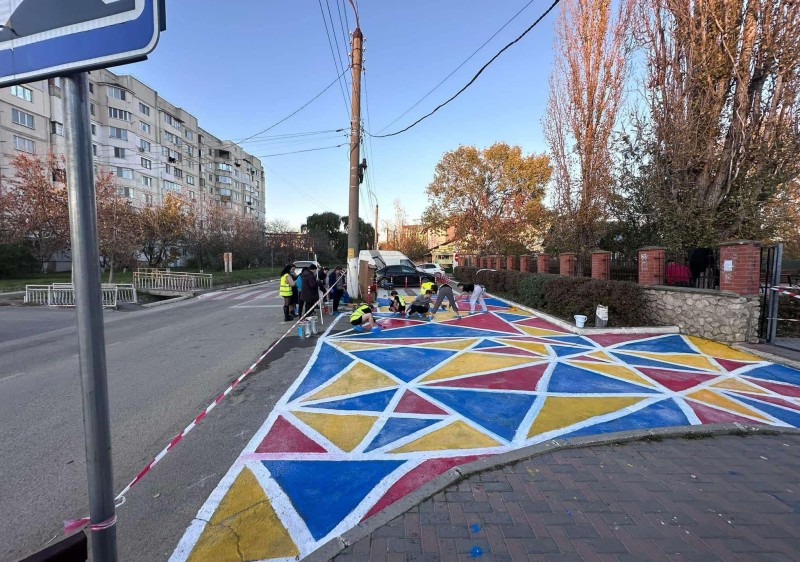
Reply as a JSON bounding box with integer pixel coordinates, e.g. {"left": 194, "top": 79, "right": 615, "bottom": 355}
{"left": 574, "top": 315, "right": 587, "bottom": 328}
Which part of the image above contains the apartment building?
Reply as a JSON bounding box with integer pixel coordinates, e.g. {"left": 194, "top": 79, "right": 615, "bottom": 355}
{"left": 0, "top": 69, "right": 265, "bottom": 220}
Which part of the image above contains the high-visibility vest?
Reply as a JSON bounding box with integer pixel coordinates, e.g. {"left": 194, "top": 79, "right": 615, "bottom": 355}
{"left": 350, "top": 304, "right": 371, "bottom": 323}
{"left": 420, "top": 281, "right": 435, "bottom": 294}
{"left": 279, "top": 273, "right": 293, "bottom": 297}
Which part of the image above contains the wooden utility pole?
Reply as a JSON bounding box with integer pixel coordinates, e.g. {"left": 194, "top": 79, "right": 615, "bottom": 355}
{"left": 374, "top": 204, "right": 379, "bottom": 249}
{"left": 345, "top": 27, "right": 363, "bottom": 298}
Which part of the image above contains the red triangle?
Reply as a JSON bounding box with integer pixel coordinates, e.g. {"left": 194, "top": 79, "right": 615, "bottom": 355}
{"left": 729, "top": 393, "right": 800, "bottom": 412}
{"left": 587, "top": 334, "right": 657, "bottom": 347}
{"left": 478, "top": 346, "right": 538, "bottom": 357}
{"left": 442, "top": 313, "right": 523, "bottom": 334}
{"left": 362, "top": 455, "right": 484, "bottom": 520}
{"left": 743, "top": 378, "right": 800, "bottom": 398}
{"left": 377, "top": 318, "right": 424, "bottom": 329}
{"left": 428, "top": 363, "right": 548, "bottom": 391}
{"left": 515, "top": 317, "right": 566, "bottom": 331}
{"left": 715, "top": 358, "right": 755, "bottom": 372}
{"left": 255, "top": 416, "right": 327, "bottom": 453}
{"left": 394, "top": 390, "right": 448, "bottom": 415}
{"left": 688, "top": 400, "right": 765, "bottom": 425}
{"left": 638, "top": 368, "right": 717, "bottom": 392}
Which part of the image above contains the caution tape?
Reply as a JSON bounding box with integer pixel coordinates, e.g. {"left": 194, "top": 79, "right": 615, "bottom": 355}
{"left": 65, "top": 272, "right": 347, "bottom": 534}
{"left": 771, "top": 286, "right": 800, "bottom": 300}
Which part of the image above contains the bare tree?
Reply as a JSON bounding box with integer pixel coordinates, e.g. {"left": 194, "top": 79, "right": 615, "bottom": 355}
{"left": 544, "top": 0, "right": 632, "bottom": 254}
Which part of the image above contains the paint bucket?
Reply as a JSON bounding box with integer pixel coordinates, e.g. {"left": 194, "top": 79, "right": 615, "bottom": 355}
{"left": 308, "top": 316, "right": 318, "bottom": 335}
{"left": 574, "top": 315, "right": 587, "bottom": 328}
{"left": 303, "top": 321, "right": 311, "bottom": 338}
{"left": 297, "top": 322, "right": 305, "bottom": 338}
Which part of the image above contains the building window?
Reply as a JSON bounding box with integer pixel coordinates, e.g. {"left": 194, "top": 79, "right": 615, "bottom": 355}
{"left": 107, "top": 86, "right": 126, "bottom": 100}
{"left": 120, "top": 186, "right": 135, "bottom": 198}
{"left": 11, "top": 85, "right": 32, "bottom": 102}
{"left": 161, "top": 112, "right": 182, "bottom": 130}
{"left": 12, "top": 108, "right": 34, "bottom": 128}
{"left": 114, "top": 147, "right": 126, "bottom": 159}
{"left": 140, "top": 139, "right": 151, "bottom": 152}
{"left": 187, "top": 175, "right": 195, "bottom": 185}
{"left": 217, "top": 162, "right": 232, "bottom": 172}
{"left": 92, "top": 144, "right": 98, "bottom": 156}
{"left": 89, "top": 83, "right": 94, "bottom": 94}
{"left": 218, "top": 175, "right": 232, "bottom": 184}
{"left": 108, "top": 107, "right": 132, "bottom": 121}
{"left": 185, "top": 130, "right": 194, "bottom": 140}
{"left": 91, "top": 123, "right": 97, "bottom": 136}
{"left": 109, "top": 126, "right": 127, "bottom": 140}
{"left": 173, "top": 168, "right": 183, "bottom": 179}
{"left": 165, "top": 164, "right": 171, "bottom": 175}
{"left": 188, "top": 190, "right": 195, "bottom": 199}
{"left": 50, "top": 121, "right": 64, "bottom": 136}
{"left": 138, "top": 102, "right": 151, "bottom": 116}
{"left": 90, "top": 103, "right": 95, "bottom": 116}
{"left": 163, "top": 179, "right": 180, "bottom": 192}
{"left": 163, "top": 131, "right": 181, "bottom": 146}
{"left": 140, "top": 121, "right": 151, "bottom": 134}
{"left": 184, "top": 145, "right": 194, "bottom": 157}
{"left": 144, "top": 192, "right": 153, "bottom": 205}
{"left": 141, "top": 175, "right": 153, "bottom": 187}
{"left": 141, "top": 157, "right": 152, "bottom": 169}
{"left": 115, "top": 167, "right": 133, "bottom": 180}
{"left": 13, "top": 135, "right": 35, "bottom": 153}
{"left": 199, "top": 178, "right": 206, "bottom": 188}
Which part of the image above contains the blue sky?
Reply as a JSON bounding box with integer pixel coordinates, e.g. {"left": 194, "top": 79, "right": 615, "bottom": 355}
{"left": 120, "top": 0, "right": 558, "bottom": 231}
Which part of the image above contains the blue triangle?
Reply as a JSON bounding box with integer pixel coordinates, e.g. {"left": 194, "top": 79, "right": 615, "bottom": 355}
{"left": 473, "top": 339, "right": 502, "bottom": 350}
{"left": 375, "top": 322, "right": 520, "bottom": 339}
{"left": 365, "top": 418, "right": 441, "bottom": 452}
{"left": 551, "top": 344, "right": 590, "bottom": 358}
{"left": 307, "top": 389, "right": 398, "bottom": 412}
{"left": 543, "top": 335, "right": 595, "bottom": 347}
{"left": 616, "top": 335, "right": 695, "bottom": 354}
{"left": 547, "top": 363, "right": 658, "bottom": 394}
{"left": 730, "top": 395, "right": 800, "bottom": 428}
{"left": 353, "top": 347, "right": 456, "bottom": 382}
{"left": 419, "top": 388, "right": 536, "bottom": 442}
{"left": 290, "top": 343, "right": 354, "bottom": 401}
{"left": 496, "top": 312, "right": 531, "bottom": 322}
{"left": 744, "top": 364, "right": 800, "bottom": 386}
{"left": 563, "top": 399, "right": 689, "bottom": 438}
{"left": 483, "top": 297, "right": 509, "bottom": 307}
{"left": 611, "top": 352, "right": 709, "bottom": 372}
{"left": 263, "top": 459, "right": 405, "bottom": 540}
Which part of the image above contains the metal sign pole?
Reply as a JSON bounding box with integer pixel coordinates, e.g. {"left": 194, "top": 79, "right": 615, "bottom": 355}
{"left": 62, "top": 71, "right": 118, "bottom": 561}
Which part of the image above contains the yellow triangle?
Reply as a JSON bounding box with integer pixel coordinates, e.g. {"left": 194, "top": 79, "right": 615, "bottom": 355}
{"left": 497, "top": 339, "right": 550, "bottom": 357}
{"left": 587, "top": 350, "right": 615, "bottom": 363}
{"left": 569, "top": 361, "right": 657, "bottom": 388}
{"left": 305, "top": 363, "right": 397, "bottom": 402}
{"left": 421, "top": 352, "right": 536, "bottom": 382}
{"left": 627, "top": 351, "right": 720, "bottom": 372}
{"left": 518, "top": 325, "right": 567, "bottom": 337}
{"left": 335, "top": 341, "right": 391, "bottom": 352}
{"left": 420, "top": 339, "right": 478, "bottom": 351}
{"left": 528, "top": 396, "right": 643, "bottom": 438}
{"left": 710, "top": 378, "right": 768, "bottom": 394}
{"left": 686, "top": 389, "right": 771, "bottom": 421}
{"left": 293, "top": 411, "right": 377, "bottom": 452}
{"left": 390, "top": 420, "right": 499, "bottom": 452}
{"left": 686, "top": 336, "right": 762, "bottom": 362}
{"left": 187, "top": 467, "right": 299, "bottom": 562}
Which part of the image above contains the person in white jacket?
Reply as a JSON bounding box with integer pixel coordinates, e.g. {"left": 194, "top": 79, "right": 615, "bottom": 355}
{"left": 456, "top": 283, "right": 488, "bottom": 315}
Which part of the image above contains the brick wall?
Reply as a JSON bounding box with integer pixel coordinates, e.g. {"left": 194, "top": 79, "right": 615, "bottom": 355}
{"left": 537, "top": 254, "right": 550, "bottom": 274}
{"left": 719, "top": 241, "right": 761, "bottom": 296}
{"left": 591, "top": 251, "right": 611, "bottom": 281}
{"left": 519, "top": 255, "right": 530, "bottom": 273}
{"left": 638, "top": 247, "right": 666, "bottom": 286}
{"left": 559, "top": 253, "right": 577, "bottom": 276}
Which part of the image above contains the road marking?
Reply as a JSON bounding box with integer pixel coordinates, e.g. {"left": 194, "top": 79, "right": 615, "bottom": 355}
{"left": 0, "top": 372, "right": 25, "bottom": 383}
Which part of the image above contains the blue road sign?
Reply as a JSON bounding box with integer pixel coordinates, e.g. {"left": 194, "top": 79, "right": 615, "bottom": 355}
{"left": 0, "top": 0, "right": 164, "bottom": 86}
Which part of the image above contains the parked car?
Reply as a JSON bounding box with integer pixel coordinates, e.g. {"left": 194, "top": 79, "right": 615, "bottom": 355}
{"left": 376, "top": 265, "right": 435, "bottom": 289}
{"left": 292, "top": 260, "right": 321, "bottom": 277}
{"left": 417, "top": 262, "right": 445, "bottom": 275}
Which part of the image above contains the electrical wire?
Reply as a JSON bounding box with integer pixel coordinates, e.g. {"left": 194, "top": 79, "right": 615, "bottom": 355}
{"left": 254, "top": 143, "right": 348, "bottom": 159}
{"left": 262, "top": 164, "right": 339, "bottom": 215}
{"left": 376, "top": 0, "right": 540, "bottom": 134}
{"left": 368, "top": 0, "right": 561, "bottom": 138}
{"left": 237, "top": 128, "right": 347, "bottom": 144}
{"left": 318, "top": 0, "right": 351, "bottom": 117}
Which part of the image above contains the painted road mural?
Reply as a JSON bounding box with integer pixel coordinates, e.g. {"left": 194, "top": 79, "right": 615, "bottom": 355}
{"left": 171, "top": 298, "right": 800, "bottom": 561}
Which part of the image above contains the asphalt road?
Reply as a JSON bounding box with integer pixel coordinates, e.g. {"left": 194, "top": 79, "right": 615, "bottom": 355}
{"left": 0, "top": 282, "right": 333, "bottom": 561}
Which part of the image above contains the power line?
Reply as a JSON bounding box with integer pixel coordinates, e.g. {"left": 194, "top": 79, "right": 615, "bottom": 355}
{"left": 262, "top": 164, "right": 339, "bottom": 215}
{"left": 236, "top": 128, "right": 346, "bottom": 144}
{"left": 254, "top": 143, "right": 348, "bottom": 159}
{"left": 368, "top": 0, "right": 561, "bottom": 139}
{"left": 377, "top": 0, "right": 540, "bottom": 134}
{"left": 318, "top": 0, "right": 351, "bottom": 117}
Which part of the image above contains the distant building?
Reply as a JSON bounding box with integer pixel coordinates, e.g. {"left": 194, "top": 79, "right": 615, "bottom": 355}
{"left": 0, "top": 68, "right": 265, "bottom": 218}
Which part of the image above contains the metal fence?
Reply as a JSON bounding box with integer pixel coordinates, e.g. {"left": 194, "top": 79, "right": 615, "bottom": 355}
{"left": 24, "top": 283, "right": 137, "bottom": 308}
{"left": 610, "top": 256, "right": 638, "bottom": 282}
{"left": 133, "top": 269, "right": 213, "bottom": 292}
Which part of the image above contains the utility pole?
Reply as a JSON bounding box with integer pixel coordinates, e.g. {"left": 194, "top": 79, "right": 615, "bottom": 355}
{"left": 374, "top": 204, "right": 379, "bottom": 249}
{"left": 346, "top": 26, "right": 363, "bottom": 298}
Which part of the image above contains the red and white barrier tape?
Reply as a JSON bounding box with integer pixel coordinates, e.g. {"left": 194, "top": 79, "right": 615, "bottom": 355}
{"left": 771, "top": 286, "right": 800, "bottom": 300}
{"left": 65, "top": 272, "right": 346, "bottom": 534}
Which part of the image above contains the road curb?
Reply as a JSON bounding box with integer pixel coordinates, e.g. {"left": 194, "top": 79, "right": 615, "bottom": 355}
{"left": 141, "top": 295, "right": 193, "bottom": 308}
{"left": 732, "top": 343, "right": 800, "bottom": 370}
{"left": 307, "top": 423, "right": 800, "bottom": 561}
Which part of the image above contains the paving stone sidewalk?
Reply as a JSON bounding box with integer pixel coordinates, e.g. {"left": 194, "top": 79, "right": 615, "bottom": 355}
{"left": 333, "top": 434, "right": 800, "bottom": 561}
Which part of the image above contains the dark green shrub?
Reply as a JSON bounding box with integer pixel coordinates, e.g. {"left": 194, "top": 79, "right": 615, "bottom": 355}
{"left": 497, "top": 269, "right": 525, "bottom": 295}
{"left": 543, "top": 277, "right": 595, "bottom": 320}
{"left": 517, "top": 273, "right": 560, "bottom": 310}
{"left": 453, "top": 266, "right": 477, "bottom": 284}
{"left": 544, "top": 277, "right": 649, "bottom": 326}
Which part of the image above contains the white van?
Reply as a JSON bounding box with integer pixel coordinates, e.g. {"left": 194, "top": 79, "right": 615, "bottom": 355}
{"left": 359, "top": 250, "right": 416, "bottom": 270}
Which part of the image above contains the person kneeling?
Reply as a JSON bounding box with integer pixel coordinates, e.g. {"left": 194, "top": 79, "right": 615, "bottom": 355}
{"left": 407, "top": 290, "right": 432, "bottom": 319}
{"left": 388, "top": 290, "right": 406, "bottom": 316}
{"left": 350, "top": 303, "right": 381, "bottom": 332}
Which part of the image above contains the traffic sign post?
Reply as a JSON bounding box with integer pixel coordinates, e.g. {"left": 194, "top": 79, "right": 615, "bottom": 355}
{"left": 0, "top": 2, "right": 165, "bottom": 559}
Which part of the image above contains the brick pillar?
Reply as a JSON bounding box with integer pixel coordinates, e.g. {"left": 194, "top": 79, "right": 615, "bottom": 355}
{"left": 638, "top": 247, "right": 666, "bottom": 286}
{"left": 480, "top": 256, "right": 488, "bottom": 269}
{"left": 507, "top": 255, "right": 517, "bottom": 270}
{"left": 496, "top": 255, "right": 506, "bottom": 270}
{"left": 559, "top": 253, "right": 577, "bottom": 276}
{"left": 719, "top": 240, "right": 761, "bottom": 295}
{"left": 591, "top": 251, "right": 611, "bottom": 281}
{"left": 519, "top": 255, "right": 530, "bottom": 272}
{"left": 537, "top": 253, "right": 550, "bottom": 274}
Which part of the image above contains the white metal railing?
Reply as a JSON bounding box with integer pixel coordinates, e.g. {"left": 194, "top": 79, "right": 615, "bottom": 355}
{"left": 133, "top": 270, "right": 213, "bottom": 293}
{"left": 114, "top": 284, "right": 138, "bottom": 303}
{"left": 24, "top": 285, "right": 51, "bottom": 305}
{"left": 24, "top": 283, "right": 138, "bottom": 308}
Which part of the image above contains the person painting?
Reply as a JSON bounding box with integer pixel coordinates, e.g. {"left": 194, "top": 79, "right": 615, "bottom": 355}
{"left": 429, "top": 280, "right": 461, "bottom": 321}
{"left": 350, "top": 303, "right": 381, "bottom": 332}
{"left": 407, "top": 290, "right": 433, "bottom": 319}
{"left": 279, "top": 264, "right": 295, "bottom": 321}
{"left": 388, "top": 290, "right": 406, "bottom": 315}
{"left": 420, "top": 279, "right": 437, "bottom": 295}
{"left": 457, "top": 282, "right": 488, "bottom": 315}
{"left": 299, "top": 264, "right": 321, "bottom": 317}
{"left": 327, "top": 266, "right": 346, "bottom": 313}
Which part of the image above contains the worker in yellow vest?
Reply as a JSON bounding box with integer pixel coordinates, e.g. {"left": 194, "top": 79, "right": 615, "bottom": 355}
{"left": 279, "top": 264, "right": 295, "bottom": 321}
{"left": 350, "top": 303, "right": 381, "bottom": 333}
{"left": 420, "top": 280, "right": 437, "bottom": 295}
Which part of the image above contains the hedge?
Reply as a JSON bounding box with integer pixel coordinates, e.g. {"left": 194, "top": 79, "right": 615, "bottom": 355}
{"left": 453, "top": 266, "right": 651, "bottom": 327}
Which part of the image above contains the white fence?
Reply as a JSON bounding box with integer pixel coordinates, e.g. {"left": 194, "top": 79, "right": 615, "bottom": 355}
{"left": 133, "top": 269, "right": 213, "bottom": 293}
{"left": 24, "top": 283, "right": 138, "bottom": 309}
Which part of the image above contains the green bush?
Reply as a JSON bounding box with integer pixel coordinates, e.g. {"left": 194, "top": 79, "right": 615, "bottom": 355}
{"left": 517, "top": 273, "right": 561, "bottom": 310}
{"left": 453, "top": 266, "right": 477, "bottom": 284}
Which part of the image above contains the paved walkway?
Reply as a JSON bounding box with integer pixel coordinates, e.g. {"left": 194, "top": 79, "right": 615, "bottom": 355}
{"left": 169, "top": 295, "right": 800, "bottom": 561}
{"left": 334, "top": 433, "right": 800, "bottom": 561}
